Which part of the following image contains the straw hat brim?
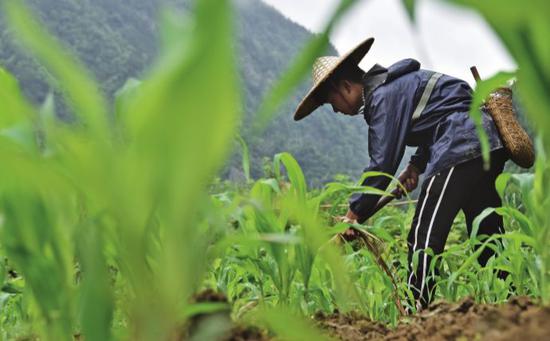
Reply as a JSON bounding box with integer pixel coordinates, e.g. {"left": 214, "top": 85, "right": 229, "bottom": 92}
{"left": 293, "top": 37, "right": 375, "bottom": 121}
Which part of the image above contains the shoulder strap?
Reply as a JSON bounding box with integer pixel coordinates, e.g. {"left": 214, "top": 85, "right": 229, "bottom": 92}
{"left": 411, "top": 72, "right": 443, "bottom": 121}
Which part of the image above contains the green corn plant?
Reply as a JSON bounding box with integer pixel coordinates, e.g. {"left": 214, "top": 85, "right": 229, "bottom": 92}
{"left": 223, "top": 153, "right": 354, "bottom": 309}
{"left": 0, "top": 0, "right": 384, "bottom": 338}
{"left": 207, "top": 151, "right": 415, "bottom": 321}
{"left": 0, "top": 0, "right": 242, "bottom": 339}
{"left": 205, "top": 160, "right": 545, "bottom": 323}
{"left": 4, "top": 0, "right": 549, "bottom": 337}
{"left": 446, "top": 0, "right": 550, "bottom": 303}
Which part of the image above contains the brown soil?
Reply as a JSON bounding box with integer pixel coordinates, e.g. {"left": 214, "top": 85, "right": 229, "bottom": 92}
{"left": 314, "top": 296, "right": 550, "bottom": 341}
{"left": 186, "top": 290, "right": 269, "bottom": 341}
{"left": 192, "top": 288, "right": 229, "bottom": 303}
{"left": 190, "top": 290, "right": 550, "bottom": 340}
{"left": 224, "top": 325, "right": 269, "bottom": 341}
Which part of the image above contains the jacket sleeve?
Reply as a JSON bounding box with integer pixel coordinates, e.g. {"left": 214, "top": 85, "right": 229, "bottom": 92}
{"left": 349, "top": 87, "right": 416, "bottom": 222}
{"left": 409, "top": 146, "right": 430, "bottom": 173}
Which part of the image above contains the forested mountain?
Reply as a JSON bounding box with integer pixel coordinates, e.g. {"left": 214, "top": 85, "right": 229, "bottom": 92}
{"left": 0, "top": 0, "right": 372, "bottom": 186}
{"left": 0, "top": 0, "right": 160, "bottom": 118}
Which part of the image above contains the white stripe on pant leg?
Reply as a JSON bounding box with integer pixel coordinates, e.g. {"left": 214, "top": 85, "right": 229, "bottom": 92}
{"left": 419, "top": 167, "right": 455, "bottom": 299}
{"left": 407, "top": 176, "right": 437, "bottom": 289}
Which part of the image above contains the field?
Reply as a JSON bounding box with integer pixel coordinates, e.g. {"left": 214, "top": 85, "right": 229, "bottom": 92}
{"left": 1, "top": 0, "right": 550, "bottom": 340}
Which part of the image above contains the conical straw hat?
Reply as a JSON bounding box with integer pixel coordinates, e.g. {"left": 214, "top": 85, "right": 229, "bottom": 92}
{"left": 293, "top": 37, "right": 374, "bottom": 121}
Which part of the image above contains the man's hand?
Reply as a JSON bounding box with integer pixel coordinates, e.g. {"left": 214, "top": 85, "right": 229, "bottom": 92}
{"left": 396, "top": 163, "right": 420, "bottom": 198}
{"left": 335, "top": 210, "right": 359, "bottom": 223}
{"left": 336, "top": 210, "right": 359, "bottom": 238}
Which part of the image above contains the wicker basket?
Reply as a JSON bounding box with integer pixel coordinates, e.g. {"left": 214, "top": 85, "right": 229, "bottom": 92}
{"left": 485, "top": 87, "right": 535, "bottom": 168}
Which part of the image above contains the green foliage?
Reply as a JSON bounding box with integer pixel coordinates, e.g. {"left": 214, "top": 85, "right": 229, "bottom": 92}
{"left": 448, "top": 0, "right": 550, "bottom": 303}
{"left": 0, "top": 0, "right": 241, "bottom": 338}
{"left": 401, "top": 0, "right": 416, "bottom": 22}
{"left": 0, "top": 0, "right": 549, "bottom": 339}
{"left": 205, "top": 158, "right": 546, "bottom": 323}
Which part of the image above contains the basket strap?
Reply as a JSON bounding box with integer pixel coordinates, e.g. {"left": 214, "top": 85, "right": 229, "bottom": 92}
{"left": 412, "top": 72, "right": 443, "bottom": 122}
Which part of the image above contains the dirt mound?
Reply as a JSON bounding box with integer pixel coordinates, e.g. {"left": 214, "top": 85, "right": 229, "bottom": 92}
{"left": 188, "top": 291, "right": 550, "bottom": 340}
{"left": 315, "top": 297, "right": 550, "bottom": 340}
{"left": 192, "top": 288, "right": 229, "bottom": 303}
{"left": 224, "top": 325, "right": 269, "bottom": 341}
{"left": 314, "top": 310, "right": 390, "bottom": 340}
{"left": 187, "top": 290, "right": 269, "bottom": 341}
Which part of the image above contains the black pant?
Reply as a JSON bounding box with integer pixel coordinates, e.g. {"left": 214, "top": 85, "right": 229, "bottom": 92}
{"left": 407, "top": 149, "right": 508, "bottom": 308}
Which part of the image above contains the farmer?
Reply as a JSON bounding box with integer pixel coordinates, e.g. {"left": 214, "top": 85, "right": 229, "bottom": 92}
{"left": 293, "top": 37, "right": 508, "bottom": 310}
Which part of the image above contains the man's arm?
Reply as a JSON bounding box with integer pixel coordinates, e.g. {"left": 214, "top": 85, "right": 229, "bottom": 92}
{"left": 347, "top": 64, "right": 440, "bottom": 222}
{"left": 348, "top": 96, "right": 412, "bottom": 222}
{"left": 409, "top": 145, "right": 430, "bottom": 174}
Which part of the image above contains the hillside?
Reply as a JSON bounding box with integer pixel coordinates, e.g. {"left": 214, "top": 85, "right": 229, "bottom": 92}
{"left": 0, "top": 0, "right": 371, "bottom": 186}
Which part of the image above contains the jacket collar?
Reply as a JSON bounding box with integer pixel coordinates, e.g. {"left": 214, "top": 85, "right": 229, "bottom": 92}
{"left": 357, "top": 64, "right": 388, "bottom": 116}
{"left": 358, "top": 59, "right": 421, "bottom": 117}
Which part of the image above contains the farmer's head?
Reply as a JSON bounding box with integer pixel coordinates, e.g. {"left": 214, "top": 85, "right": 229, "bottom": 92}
{"left": 293, "top": 37, "right": 374, "bottom": 121}
{"left": 316, "top": 62, "right": 365, "bottom": 116}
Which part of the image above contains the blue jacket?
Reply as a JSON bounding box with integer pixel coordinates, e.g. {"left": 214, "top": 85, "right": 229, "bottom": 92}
{"left": 349, "top": 59, "right": 504, "bottom": 220}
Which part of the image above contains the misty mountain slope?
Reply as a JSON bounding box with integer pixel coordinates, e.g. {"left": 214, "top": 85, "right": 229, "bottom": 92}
{"left": 0, "top": 0, "right": 160, "bottom": 108}
{"left": 0, "top": 0, "right": 373, "bottom": 186}
{"left": 233, "top": 0, "right": 371, "bottom": 185}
